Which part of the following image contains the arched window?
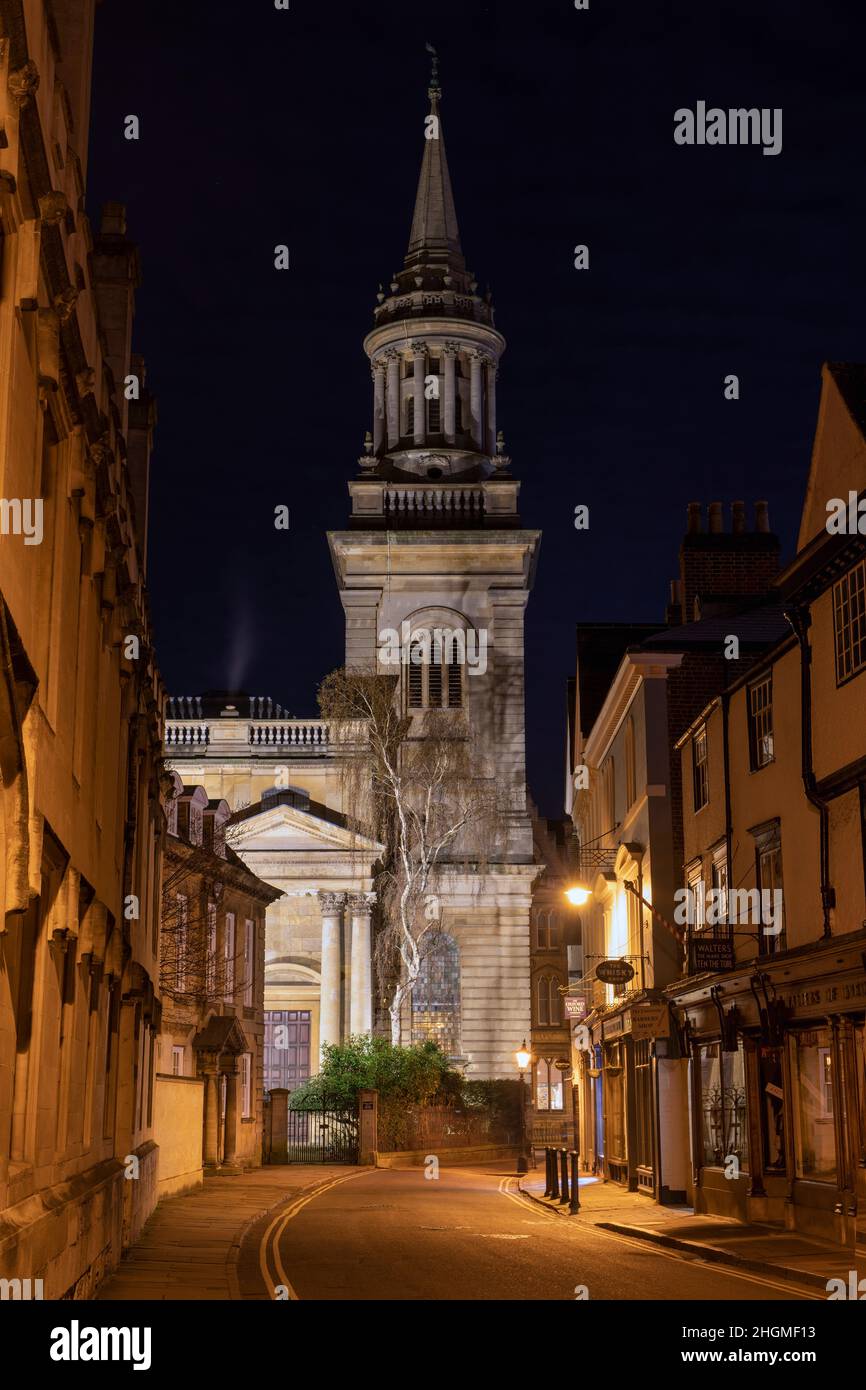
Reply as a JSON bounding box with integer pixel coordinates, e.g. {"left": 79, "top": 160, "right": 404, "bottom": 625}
{"left": 535, "top": 909, "right": 560, "bottom": 949}
{"left": 536, "top": 975, "right": 561, "bottom": 1026}
{"left": 404, "top": 621, "right": 467, "bottom": 712}
{"left": 411, "top": 933, "right": 461, "bottom": 1057}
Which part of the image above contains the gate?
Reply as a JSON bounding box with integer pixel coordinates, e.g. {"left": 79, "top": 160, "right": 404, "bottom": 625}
{"left": 286, "top": 1096, "right": 359, "bottom": 1163}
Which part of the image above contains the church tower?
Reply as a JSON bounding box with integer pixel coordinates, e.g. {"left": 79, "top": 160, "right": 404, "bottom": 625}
{"left": 329, "top": 57, "right": 540, "bottom": 1077}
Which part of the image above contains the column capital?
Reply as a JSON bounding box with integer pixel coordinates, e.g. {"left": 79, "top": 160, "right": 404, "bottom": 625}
{"left": 383, "top": 347, "right": 400, "bottom": 363}
{"left": 318, "top": 890, "right": 347, "bottom": 912}
{"left": 443, "top": 340, "right": 461, "bottom": 357}
{"left": 347, "top": 892, "right": 376, "bottom": 916}
{"left": 371, "top": 356, "right": 388, "bottom": 376}
{"left": 410, "top": 339, "right": 429, "bottom": 357}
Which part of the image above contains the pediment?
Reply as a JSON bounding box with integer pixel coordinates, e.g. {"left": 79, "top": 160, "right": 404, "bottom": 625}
{"left": 229, "top": 802, "right": 382, "bottom": 856}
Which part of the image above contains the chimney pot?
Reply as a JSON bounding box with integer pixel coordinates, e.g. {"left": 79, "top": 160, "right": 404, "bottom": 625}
{"left": 708, "top": 501, "right": 723, "bottom": 534}
{"left": 687, "top": 501, "right": 702, "bottom": 534}
{"left": 731, "top": 500, "right": 746, "bottom": 534}
{"left": 755, "top": 500, "right": 770, "bottom": 533}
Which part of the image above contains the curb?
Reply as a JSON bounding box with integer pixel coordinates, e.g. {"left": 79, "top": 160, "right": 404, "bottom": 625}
{"left": 595, "top": 1222, "right": 829, "bottom": 1292}
{"left": 518, "top": 1183, "right": 829, "bottom": 1293}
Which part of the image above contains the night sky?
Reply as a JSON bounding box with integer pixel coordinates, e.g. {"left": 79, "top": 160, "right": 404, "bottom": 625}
{"left": 88, "top": 0, "right": 866, "bottom": 816}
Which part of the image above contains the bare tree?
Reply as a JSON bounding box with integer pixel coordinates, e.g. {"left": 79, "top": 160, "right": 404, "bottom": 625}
{"left": 318, "top": 667, "right": 504, "bottom": 1044}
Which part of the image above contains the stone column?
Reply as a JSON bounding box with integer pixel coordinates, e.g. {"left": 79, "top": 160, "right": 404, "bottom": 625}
{"left": 372, "top": 359, "right": 387, "bottom": 454}
{"left": 318, "top": 891, "right": 345, "bottom": 1053}
{"left": 385, "top": 351, "right": 400, "bottom": 448}
{"left": 443, "top": 343, "right": 458, "bottom": 443}
{"left": 469, "top": 350, "right": 484, "bottom": 451}
{"left": 412, "top": 341, "right": 427, "bottom": 445}
{"left": 203, "top": 1068, "right": 220, "bottom": 1169}
{"left": 485, "top": 358, "right": 497, "bottom": 454}
{"left": 349, "top": 893, "right": 375, "bottom": 1035}
{"left": 223, "top": 1064, "right": 240, "bottom": 1169}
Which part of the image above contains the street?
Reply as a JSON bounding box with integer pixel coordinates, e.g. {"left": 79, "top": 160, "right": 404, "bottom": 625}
{"left": 238, "top": 1165, "right": 819, "bottom": 1302}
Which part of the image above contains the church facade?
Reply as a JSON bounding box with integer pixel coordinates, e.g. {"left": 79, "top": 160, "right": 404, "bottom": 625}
{"left": 165, "top": 67, "right": 540, "bottom": 1082}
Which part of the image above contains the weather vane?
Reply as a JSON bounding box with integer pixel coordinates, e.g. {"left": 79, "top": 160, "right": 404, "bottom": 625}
{"left": 425, "top": 41, "right": 440, "bottom": 91}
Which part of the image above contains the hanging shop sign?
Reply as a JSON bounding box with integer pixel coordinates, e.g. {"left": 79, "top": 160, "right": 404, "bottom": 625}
{"left": 564, "top": 996, "right": 587, "bottom": 1019}
{"left": 630, "top": 1003, "right": 670, "bottom": 1040}
{"left": 691, "top": 936, "right": 735, "bottom": 973}
{"left": 596, "top": 958, "right": 635, "bottom": 986}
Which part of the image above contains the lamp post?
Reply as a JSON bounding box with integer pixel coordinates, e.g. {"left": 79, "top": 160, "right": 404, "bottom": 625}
{"left": 515, "top": 1038, "right": 532, "bottom": 1174}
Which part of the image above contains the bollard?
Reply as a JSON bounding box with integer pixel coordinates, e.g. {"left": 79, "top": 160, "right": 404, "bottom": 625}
{"left": 544, "top": 1147, "right": 553, "bottom": 1198}
{"left": 559, "top": 1147, "right": 570, "bottom": 1205}
{"left": 549, "top": 1146, "right": 560, "bottom": 1200}
{"left": 569, "top": 1150, "right": 581, "bottom": 1213}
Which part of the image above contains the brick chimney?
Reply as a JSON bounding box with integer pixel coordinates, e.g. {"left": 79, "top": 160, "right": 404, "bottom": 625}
{"left": 672, "top": 501, "right": 780, "bottom": 625}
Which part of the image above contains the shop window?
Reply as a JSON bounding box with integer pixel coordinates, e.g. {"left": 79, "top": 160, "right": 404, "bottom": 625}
{"left": 535, "top": 1059, "right": 564, "bottom": 1111}
{"left": 634, "top": 1038, "right": 654, "bottom": 1171}
{"left": 856, "top": 1026, "right": 866, "bottom": 1167}
{"left": 697, "top": 1041, "right": 749, "bottom": 1170}
{"left": 758, "top": 1045, "right": 787, "bottom": 1172}
{"left": 791, "top": 1028, "right": 836, "bottom": 1182}
{"left": 605, "top": 1041, "right": 626, "bottom": 1161}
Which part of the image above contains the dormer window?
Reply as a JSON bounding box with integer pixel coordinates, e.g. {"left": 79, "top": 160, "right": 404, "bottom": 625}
{"left": 189, "top": 804, "right": 203, "bottom": 846}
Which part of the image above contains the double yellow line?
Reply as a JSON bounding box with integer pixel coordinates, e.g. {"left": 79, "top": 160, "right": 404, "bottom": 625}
{"left": 258, "top": 1170, "right": 369, "bottom": 1299}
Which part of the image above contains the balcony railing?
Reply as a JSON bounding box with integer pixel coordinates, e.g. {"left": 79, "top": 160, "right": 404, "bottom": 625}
{"left": 385, "top": 486, "right": 485, "bottom": 524}
{"left": 165, "top": 723, "right": 210, "bottom": 747}
{"left": 578, "top": 846, "right": 619, "bottom": 877}
{"left": 248, "top": 721, "right": 330, "bottom": 749}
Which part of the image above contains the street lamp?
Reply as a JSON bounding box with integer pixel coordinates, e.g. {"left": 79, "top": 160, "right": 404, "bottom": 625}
{"left": 565, "top": 885, "right": 592, "bottom": 906}
{"left": 515, "top": 1038, "right": 533, "bottom": 1174}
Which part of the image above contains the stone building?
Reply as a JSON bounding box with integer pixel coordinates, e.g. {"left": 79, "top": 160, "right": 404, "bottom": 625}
{"left": 0, "top": 1, "right": 164, "bottom": 1297}
{"left": 166, "top": 63, "right": 540, "bottom": 1081}
{"left": 669, "top": 363, "right": 866, "bottom": 1249}
{"left": 153, "top": 776, "right": 281, "bottom": 1196}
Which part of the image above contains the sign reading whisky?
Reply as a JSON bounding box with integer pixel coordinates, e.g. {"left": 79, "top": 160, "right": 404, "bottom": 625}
{"left": 596, "top": 959, "right": 635, "bottom": 986}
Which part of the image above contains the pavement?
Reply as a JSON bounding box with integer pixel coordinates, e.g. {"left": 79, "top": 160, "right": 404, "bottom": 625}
{"left": 519, "top": 1169, "right": 866, "bottom": 1292}
{"left": 96, "top": 1165, "right": 352, "bottom": 1300}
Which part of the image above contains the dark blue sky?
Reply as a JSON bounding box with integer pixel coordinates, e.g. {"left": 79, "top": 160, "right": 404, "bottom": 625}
{"left": 89, "top": 0, "right": 866, "bottom": 815}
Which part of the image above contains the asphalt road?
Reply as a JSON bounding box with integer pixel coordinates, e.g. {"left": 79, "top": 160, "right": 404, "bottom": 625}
{"left": 239, "top": 1164, "right": 818, "bottom": 1302}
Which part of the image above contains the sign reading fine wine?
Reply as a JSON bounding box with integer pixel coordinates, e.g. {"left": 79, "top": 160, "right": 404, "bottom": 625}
{"left": 595, "top": 959, "right": 635, "bottom": 986}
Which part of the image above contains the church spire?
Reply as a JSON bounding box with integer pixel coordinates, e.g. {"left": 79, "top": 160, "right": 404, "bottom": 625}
{"left": 360, "top": 51, "right": 511, "bottom": 490}
{"left": 404, "top": 46, "right": 465, "bottom": 277}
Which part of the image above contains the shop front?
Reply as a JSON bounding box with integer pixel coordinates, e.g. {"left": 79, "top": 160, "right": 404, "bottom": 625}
{"left": 670, "top": 927, "right": 866, "bottom": 1247}
{"left": 577, "top": 993, "right": 688, "bottom": 1202}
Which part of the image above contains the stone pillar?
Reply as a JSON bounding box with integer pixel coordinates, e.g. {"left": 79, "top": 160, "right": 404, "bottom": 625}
{"left": 349, "top": 893, "right": 375, "bottom": 1035}
{"left": 223, "top": 1064, "right": 240, "bottom": 1169}
{"left": 372, "top": 358, "right": 387, "bottom": 454}
{"left": 469, "top": 350, "right": 484, "bottom": 451}
{"left": 385, "top": 351, "right": 400, "bottom": 448}
{"left": 203, "top": 1068, "right": 220, "bottom": 1169}
{"left": 358, "top": 1088, "right": 378, "bottom": 1165}
{"left": 485, "top": 358, "right": 497, "bottom": 454}
{"left": 318, "top": 891, "right": 345, "bottom": 1053}
{"left": 443, "top": 343, "right": 458, "bottom": 443}
{"left": 412, "top": 341, "right": 427, "bottom": 445}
